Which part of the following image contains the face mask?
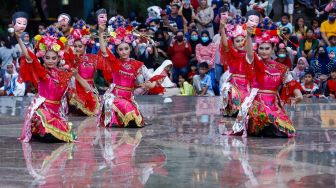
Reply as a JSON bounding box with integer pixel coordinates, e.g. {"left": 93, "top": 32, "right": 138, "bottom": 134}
{"left": 190, "top": 35, "right": 198, "bottom": 41}
{"left": 7, "top": 28, "right": 14, "bottom": 33}
{"left": 175, "top": 36, "right": 184, "bottom": 42}
{"left": 278, "top": 54, "right": 286, "bottom": 58}
{"left": 150, "top": 26, "right": 157, "bottom": 32}
{"left": 329, "top": 15, "right": 336, "bottom": 22}
{"left": 201, "top": 37, "right": 209, "bottom": 43}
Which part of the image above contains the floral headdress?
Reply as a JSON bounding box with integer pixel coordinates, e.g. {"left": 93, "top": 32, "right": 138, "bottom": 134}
{"left": 254, "top": 18, "right": 280, "bottom": 45}
{"left": 107, "top": 15, "right": 135, "bottom": 45}
{"left": 68, "top": 19, "right": 91, "bottom": 45}
{"left": 225, "top": 16, "right": 247, "bottom": 38}
{"left": 34, "top": 26, "right": 67, "bottom": 58}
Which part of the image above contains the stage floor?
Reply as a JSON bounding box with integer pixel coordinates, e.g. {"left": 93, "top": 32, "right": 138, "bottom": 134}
{"left": 0, "top": 96, "right": 335, "bottom": 187}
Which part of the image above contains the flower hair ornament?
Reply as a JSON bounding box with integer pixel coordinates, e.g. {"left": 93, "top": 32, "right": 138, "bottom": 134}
{"left": 68, "top": 19, "right": 91, "bottom": 45}
{"left": 107, "top": 15, "right": 135, "bottom": 45}
{"left": 225, "top": 16, "right": 247, "bottom": 38}
{"left": 254, "top": 17, "right": 280, "bottom": 45}
{"left": 34, "top": 26, "right": 67, "bottom": 58}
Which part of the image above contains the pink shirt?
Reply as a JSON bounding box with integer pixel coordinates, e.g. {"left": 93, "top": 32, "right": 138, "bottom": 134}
{"left": 195, "top": 42, "right": 217, "bottom": 69}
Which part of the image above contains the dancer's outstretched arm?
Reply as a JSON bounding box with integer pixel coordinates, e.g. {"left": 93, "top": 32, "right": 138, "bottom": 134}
{"left": 98, "top": 24, "right": 108, "bottom": 57}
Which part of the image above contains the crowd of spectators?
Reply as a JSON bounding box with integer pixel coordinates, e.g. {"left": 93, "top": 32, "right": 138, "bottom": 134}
{"left": 1, "top": 0, "right": 336, "bottom": 98}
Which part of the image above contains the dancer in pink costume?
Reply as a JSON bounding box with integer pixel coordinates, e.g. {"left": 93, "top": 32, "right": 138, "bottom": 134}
{"left": 232, "top": 18, "right": 302, "bottom": 137}
{"left": 97, "top": 16, "right": 156, "bottom": 127}
{"left": 17, "top": 26, "right": 81, "bottom": 142}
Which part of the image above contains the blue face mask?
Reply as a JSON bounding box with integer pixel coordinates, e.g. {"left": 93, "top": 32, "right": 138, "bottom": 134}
{"left": 201, "top": 37, "right": 209, "bottom": 43}
{"left": 329, "top": 15, "right": 336, "bottom": 22}
{"left": 278, "top": 54, "right": 286, "bottom": 58}
{"left": 190, "top": 35, "right": 198, "bottom": 41}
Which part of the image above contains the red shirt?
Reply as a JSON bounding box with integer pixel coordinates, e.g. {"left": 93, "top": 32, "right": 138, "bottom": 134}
{"left": 275, "top": 57, "right": 292, "bottom": 69}
{"left": 168, "top": 42, "right": 192, "bottom": 68}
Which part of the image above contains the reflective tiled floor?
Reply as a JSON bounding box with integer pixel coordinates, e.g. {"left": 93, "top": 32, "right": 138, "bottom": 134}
{"left": 0, "top": 96, "right": 335, "bottom": 187}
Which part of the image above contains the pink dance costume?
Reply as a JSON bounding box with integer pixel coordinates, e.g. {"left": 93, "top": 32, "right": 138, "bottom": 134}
{"left": 20, "top": 51, "right": 76, "bottom": 142}
{"left": 97, "top": 50, "right": 149, "bottom": 127}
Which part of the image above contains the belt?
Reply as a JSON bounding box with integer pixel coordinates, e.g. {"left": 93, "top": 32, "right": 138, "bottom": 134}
{"left": 231, "top": 74, "right": 246, "bottom": 78}
{"left": 258, "top": 89, "right": 277, "bottom": 94}
{"left": 45, "top": 99, "right": 61, "bottom": 104}
{"left": 114, "top": 85, "right": 134, "bottom": 91}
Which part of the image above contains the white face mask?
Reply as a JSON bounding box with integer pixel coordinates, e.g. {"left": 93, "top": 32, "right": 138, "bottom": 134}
{"left": 8, "top": 28, "right": 14, "bottom": 33}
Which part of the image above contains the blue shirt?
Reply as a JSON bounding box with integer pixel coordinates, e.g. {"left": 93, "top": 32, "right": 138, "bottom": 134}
{"left": 326, "top": 46, "right": 336, "bottom": 61}
{"left": 169, "top": 14, "right": 184, "bottom": 30}
{"left": 200, "top": 74, "right": 213, "bottom": 93}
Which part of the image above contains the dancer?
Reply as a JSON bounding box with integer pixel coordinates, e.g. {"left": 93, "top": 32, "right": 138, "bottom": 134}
{"left": 232, "top": 18, "right": 303, "bottom": 137}
{"left": 97, "top": 16, "right": 155, "bottom": 128}
{"left": 219, "top": 14, "right": 258, "bottom": 116}
{"left": 67, "top": 20, "right": 100, "bottom": 116}
{"left": 17, "top": 25, "right": 79, "bottom": 142}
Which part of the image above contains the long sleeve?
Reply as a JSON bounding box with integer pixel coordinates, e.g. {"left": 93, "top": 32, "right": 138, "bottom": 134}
{"left": 195, "top": 44, "right": 202, "bottom": 63}
{"left": 13, "top": 77, "right": 25, "bottom": 96}
{"left": 19, "top": 50, "right": 47, "bottom": 88}
{"left": 208, "top": 43, "right": 217, "bottom": 67}
{"left": 185, "top": 42, "right": 192, "bottom": 56}
{"left": 97, "top": 49, "right": 120, "bottom": 83}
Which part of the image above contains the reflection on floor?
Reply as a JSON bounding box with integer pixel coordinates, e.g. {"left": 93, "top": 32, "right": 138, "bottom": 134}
{"left": 0, "top": 96, "right": 335, "bottom": 187}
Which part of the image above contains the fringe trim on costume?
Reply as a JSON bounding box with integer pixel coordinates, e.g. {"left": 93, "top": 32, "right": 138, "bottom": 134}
{"left": 69, "top": 93, "right": 100, "bottom": 116}
{"left": 276, "top": 118, "right": 296, "bottom": 136}
{"left": 111, "top": 104, "right": 143, "bottom": 127}
{"left": 36, "top": 109, "right": 75, "bottom": 142}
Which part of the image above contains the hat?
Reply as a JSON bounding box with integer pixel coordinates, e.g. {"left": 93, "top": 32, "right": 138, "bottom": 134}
{"left": 281, "top": 27, "right": 290, "bottom": 34}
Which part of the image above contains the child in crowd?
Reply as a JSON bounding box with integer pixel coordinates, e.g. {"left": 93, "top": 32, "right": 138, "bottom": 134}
{"left": 188, "top": 60, "right": 198, "bottom": 82}
{"left": 324, "top": 67, "right": 336, "bottom": 98}
{"left": 327, "top": 35, "right": 336, "bottom": 61}
{"left": 178, "top": 74, "right": 194, "bottom": 96}
{"left": 0, "top": 63, "right": 25, "bottom": 96}
{"left": 301, "top": 70, "right": 320, "bottom": 98}
{"left": 193, "top": 62, "right": 214, "bottom": 96}
{"left": 275, "top": 43, "right": 292, "bottom": 69}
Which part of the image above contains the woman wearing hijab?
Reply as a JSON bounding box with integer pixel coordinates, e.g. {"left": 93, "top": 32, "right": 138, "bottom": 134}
{"left": 195, "top": 30, "right": 218, "bottom": 94}
{"left": 291, "top": 57, "right": 309, "bottom": 82}
{"left": 0, "top": 63, "right": 25, "bottom": 96}
{"left": 310, "top": 46, "right": 334, "bottom": 82}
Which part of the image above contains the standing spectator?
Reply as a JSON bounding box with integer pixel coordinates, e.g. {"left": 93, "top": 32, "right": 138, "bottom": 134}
{"left": 169, "top": 4, "right": 185, "bottom": 30}
{"left": 161, "top": 10, "right": 178, "bottom": 33}
{"left": 291, "top": 57, "right": 309, "bottom": 82}
{"left": 283, "top": 0, "right": 294, "bottom": 23}
{"left": 247, "top": 0, "right": 268, "bottom": 17}
{"left": 299, "top": 28, "right": 319, "bottom": 60}
{"left": 168, "top": 30, "right": 192, "bottom": 83}
{"left": 293, "top": 17, "right": 307, "bottom": 40}
{"left": 321, "top": 9, "right": 336, "bottom": 46}
{"left": 178, "top": 0, "right": 195, "bottom": 26}
{"left": 326, "top": 35, "right": 336, "bottom": 61}
{"left": 154, "top": 30, "right": 169, "bottom": 65}
{"left": 193, "top": 62, "right": 215, "bottom": 96}
{"left": 0, "top": 36, "right": 17, "bottom": 77}
{"left": 276, "top": 13, "right": 293, "bottom": 34}
{"left": 195, "top": 30, "right": 217, "bottom": 94}
{"left": 195, "top": 0, "right": 214, "bottom": 37}
{"left": 0, "top": 63, "right": 25, "bottom": 96}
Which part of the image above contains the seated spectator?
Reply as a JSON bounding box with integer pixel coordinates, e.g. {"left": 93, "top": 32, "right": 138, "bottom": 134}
{"left": 276, "top": 13, "right": 293, "bottom": 34}
{"left": 0, "top": 36, "right": 18, "bottom": 77}
{"left": 311, "top": 18, "right": 321, "bottom": 40}
{"left": 193, "top": 62, "right": 214, "bottom": 96}
{"left": 293, "top": 17, "right": 307, "bottom": 40}
{"left": 301, "top": 70, "right": 320, "bottom": 98}
{"left": 154, "top": 29, "right": 169, "bottom": 65}
{"left": 188, "top": 60, "right": 198, "bottom": 82}
{"left": 178, "top": 74, "right": 194, "bottom": 96}
{"left": 291, "top": 57, "right": 309, "bottom": 82}
{"left": 280, "top": 27, "right": 299, "bottom": 63}
{"left": 310, "top": 46, "right": 333, "bottom": 81}
{"left": 275, "top": 43, "right": 292, "bottom": 69}
{"left": 167, "top": 30, "right": 192, "bottom": 83}
{"left": 188, "top": 29, "right": 201, "bottom": 61}
{"left": 321, "top": 9, "right": 336, "bottom": 46}
{"left": 324, "top": 67, "right": 336, "bottom": 98}
{"left": 299, "top": 28, "right": 319, "bottom": 60}
{"left": 15, "top": 32, "right": 33, "bottom": 57}
{"left": 326, "top": 35, "right": 336, "bottom": 61}
{"left": 0, "top": 63, "right": 25, "bottom": 96}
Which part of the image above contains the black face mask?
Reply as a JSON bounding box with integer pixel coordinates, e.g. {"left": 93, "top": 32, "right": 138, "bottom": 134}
{"left": 175, "top": 36, "right": 184, "bottom": 42}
